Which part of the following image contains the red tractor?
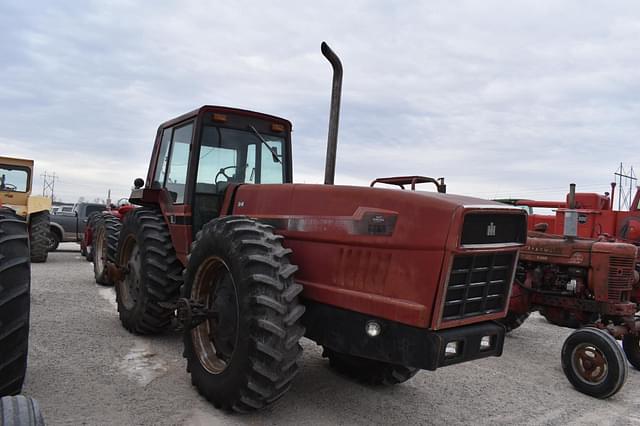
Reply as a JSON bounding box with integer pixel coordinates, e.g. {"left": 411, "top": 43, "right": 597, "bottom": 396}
{"left": 97, "top": 43, "right": 529, "bottom": 412}
{"left": 508, "top": 183, "right": 640, "bottom": 245}
{"left": 499, "top": 185, "right": 640, "bottom": 398}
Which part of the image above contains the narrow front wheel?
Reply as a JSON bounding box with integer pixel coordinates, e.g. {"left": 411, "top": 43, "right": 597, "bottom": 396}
{"left": 561, "top": 327, "right": 627, "bottom": 399}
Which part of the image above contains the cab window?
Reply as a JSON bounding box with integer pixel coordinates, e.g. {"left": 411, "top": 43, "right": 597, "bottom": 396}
{"left": 164, "top": 122, "right": 193, "bottom": 203}
{"left": 0, "top": 165, "right": 29, "bottom": 192}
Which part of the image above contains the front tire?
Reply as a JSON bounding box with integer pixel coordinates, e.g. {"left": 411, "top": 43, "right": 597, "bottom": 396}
{"left": 115, "top": 208, "right": 183, "bottom": 334}
{"left": 323, "top": 348, "right": 418, "bottom": 385}
{"left": 28, "top": 211, "right": 49, "bottom": 263}
{"left": 183, "top": 216, "right": 305, "bottom": 412}
{"left": 561, "top": 327, "right": 627, "bottom": 399}
{"left": 46, "top": 229, "right": 60, "bottom": 252}
{"left": 0, "top": 396, "right": 44, "bottom": 426}
{"left": 84, "top": 211, "right": 103, "bottom": 262}
{"left": 93, "top": 214, "right": 121, "bottom": 286}
{"left": 0, "top": 209, "right": 31, "bottom": 397}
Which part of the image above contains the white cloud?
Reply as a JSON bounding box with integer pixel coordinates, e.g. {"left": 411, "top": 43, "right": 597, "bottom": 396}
{"left": 0, "top": 0, "right": 639, "bottom": 203}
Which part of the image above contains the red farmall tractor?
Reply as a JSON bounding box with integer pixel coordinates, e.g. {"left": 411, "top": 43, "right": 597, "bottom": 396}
{"left": 96, "top": 43, "right": 529, "bottom": 412}
{"left": 514, "top": 182, "right": 640, "bottom": 245}
{"left": 500, "top": 185, "right": 640, "bottom": 398}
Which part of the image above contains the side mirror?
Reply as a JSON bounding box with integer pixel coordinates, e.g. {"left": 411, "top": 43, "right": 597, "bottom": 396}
{"left": 134, "top": 178, "right": 144, "bottom": 189}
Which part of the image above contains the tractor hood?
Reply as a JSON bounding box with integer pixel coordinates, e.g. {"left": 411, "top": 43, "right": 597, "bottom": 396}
{"left": 230, "top": 183, "right": 526, "bottom": 328}
{"left": 232, "top": 183, "right": 526, "bottom": 252}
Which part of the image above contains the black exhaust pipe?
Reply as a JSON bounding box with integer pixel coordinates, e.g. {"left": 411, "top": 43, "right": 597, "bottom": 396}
{"left": 321, "top": 42, "right": 343, "bottom": 185}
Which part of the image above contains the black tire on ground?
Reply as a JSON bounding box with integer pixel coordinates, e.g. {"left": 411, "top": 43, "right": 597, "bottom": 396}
{"left": 323, "top": 348, "right": 418, "bottom": 385}
{"left": 84, "top": 211, "right": 103, "bottom": 262}
{"left": 0, "top": 396, "right": 45, "bottom": 426}
{"left": 498, "top": 311, "right": 530, "bottom": 333}
{"left": 622, "top": 334, "right": 640, "bottom": 370}
{"left": 561, "top": 327, "right": 627, "bottom": 399}
{"left": 28, "top": 211, "right": 49, "bottom": 263}
{"left": 46, "top": 228, "right": 60, "bottom": 252}
{"left": 0, "top": 209, "right": 31, "bottom": 397}
{"left": 115, "top": 208, "right": 182, "bottom": 334}
{"left": 93, "top": 213, "right": 122, "bottom": 286}
{"left": 541, "top": 309, "right": 591, "bottom": 329}
{"left": 183, "top": 216, "right": 305, "bottom": 412}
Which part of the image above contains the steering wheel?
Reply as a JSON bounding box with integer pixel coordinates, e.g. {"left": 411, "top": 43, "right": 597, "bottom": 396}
{"left": 1, "top": 183, "right": 17, "bottom": 191}
{"left": 215, "top": 166, "right": 237, "bottom": 184}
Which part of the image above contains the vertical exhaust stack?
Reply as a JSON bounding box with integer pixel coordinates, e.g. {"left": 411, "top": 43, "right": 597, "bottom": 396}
{"left": 564, "top": 183, "right": 578, "bottom": 239}
{"left": 610, "top": 182, "right": 616, "bottom": 209}
{"left": 321, "top": 42, "right": 343, "bottom": 185}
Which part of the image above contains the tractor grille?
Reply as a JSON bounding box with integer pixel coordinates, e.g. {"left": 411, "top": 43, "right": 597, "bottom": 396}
{"left": 608, "top": 256, "right": 635, "bottom": 302}
{"left": 442, "top": 252, "right": 515, "bottom": 322}
{"left": 460, "top": 213, "right": 527, "bottom": 246}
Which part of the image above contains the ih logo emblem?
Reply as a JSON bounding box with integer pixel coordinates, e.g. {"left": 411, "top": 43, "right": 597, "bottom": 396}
{"left": 487, "top": 222, "right": 496, "bottom": 237}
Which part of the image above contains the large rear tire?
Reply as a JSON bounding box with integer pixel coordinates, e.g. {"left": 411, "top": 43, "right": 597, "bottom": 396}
{"left": 498, "top": 311, "right": 530, "bottom": 333}
{"left": 28, "top": 211, "right": 49, "bottom": 263}
{"left": 561, "top": 327, "right": 627, "bottom": 399}
{"left": 323, "top": 348, "right": 418, "bottom": 385}
{"left": 183, "top": 216, "right": 305, "bottom": 412}
{"left": 0, "top": 209, "right": 31, "bottom": 397}
{"left": 0, "top": 396, "right": 45, "bottom": 426}
{"left": 115, "top": 208, "right": 182, "bottom": 334}
{"left": 93, "top": 213, "right": 122, "bottom": 286}
{"left": 541, "top": 308, "right": 592, "bottom": 329}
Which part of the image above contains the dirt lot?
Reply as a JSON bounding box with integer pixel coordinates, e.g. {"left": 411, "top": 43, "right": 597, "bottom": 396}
{"left": 21, "top": 243, "right": 640, "bottom": 425}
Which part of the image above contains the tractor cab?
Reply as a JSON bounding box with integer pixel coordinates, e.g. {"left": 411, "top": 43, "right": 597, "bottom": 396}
{"left": 0, "top": 157, "right": 33, "bottom": 214}
{"left": 132, "top": 106, "right": 293, "bottom": 241}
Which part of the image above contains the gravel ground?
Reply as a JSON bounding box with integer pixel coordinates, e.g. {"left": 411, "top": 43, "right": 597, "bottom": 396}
{"left": 21, "top": 243, "right": 640, "bottom": 425}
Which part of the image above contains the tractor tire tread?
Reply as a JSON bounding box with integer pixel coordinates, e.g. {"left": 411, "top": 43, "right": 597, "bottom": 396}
{"left": 184, "top": 215, "right": 305, "bottom": 412}
{"left": 116, "top": 208, "right": 183, "bottom": 334}
{"left": 28, "top": 211, "right": 49, "bottom": 263}
{"left": 0, "top": 209, "right": 30, "bottom": 397}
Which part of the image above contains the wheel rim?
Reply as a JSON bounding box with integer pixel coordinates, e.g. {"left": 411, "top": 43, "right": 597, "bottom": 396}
{"left": 571, "top": 343, "right": 608, "bottom": 385}
{"left": 47, "top": 233, "right": 57, "bottom": 250}
{"left": 191, "top": 256, "right": 239, "bottom": 375}
{"left": 94, "top": 227, "right": 106, "bottom": 274}
{"left": 119, "top": 237, "right": 141, "bottom": 311}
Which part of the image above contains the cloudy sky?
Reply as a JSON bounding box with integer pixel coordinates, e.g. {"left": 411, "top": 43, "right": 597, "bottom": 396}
{"left": 1, "top": 1, "right": 639, "bottom": 204}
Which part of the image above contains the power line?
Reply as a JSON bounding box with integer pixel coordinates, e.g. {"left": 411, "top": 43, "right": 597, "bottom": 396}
{"left": 40, "top": 171, "right": 58, "bottom": 201}
{"left": 614, "top": 163, "right": 636, "bottom": 211}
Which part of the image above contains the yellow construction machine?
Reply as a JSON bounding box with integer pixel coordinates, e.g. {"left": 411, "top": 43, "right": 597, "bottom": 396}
{"left": 0, "top": 156, "right": 51, "bottom": 262}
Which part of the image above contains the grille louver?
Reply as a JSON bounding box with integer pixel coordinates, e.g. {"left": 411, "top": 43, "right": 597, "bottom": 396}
{"left": 442, "top": 252, "right": 515, "bottom": 321}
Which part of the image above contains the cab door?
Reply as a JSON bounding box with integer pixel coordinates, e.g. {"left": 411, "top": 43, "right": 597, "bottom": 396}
{"left": 153, "top": 121, "right": 195, "bottom": 260}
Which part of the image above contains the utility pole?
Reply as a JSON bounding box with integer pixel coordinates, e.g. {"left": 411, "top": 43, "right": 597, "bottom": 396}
{"left": 40, "top": 171, "right": 58, "bottom": 201}
{"left": 614, "top": 163, "right": 636, "bottom": 211}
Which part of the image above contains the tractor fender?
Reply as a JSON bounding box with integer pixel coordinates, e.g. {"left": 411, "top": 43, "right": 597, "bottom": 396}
{"left": 27, "top": 195, "right": 52, "bottom": 215}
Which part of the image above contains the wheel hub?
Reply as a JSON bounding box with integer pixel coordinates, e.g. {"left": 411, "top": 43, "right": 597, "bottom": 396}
{"left": 572, "top": 344, "right": 608, "bottom": 385}
{"left": 119, "top": 241, "right": 141, "bottom": 310}
{"left": 191, "top": 256, "right": 239, "bottom": 374}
